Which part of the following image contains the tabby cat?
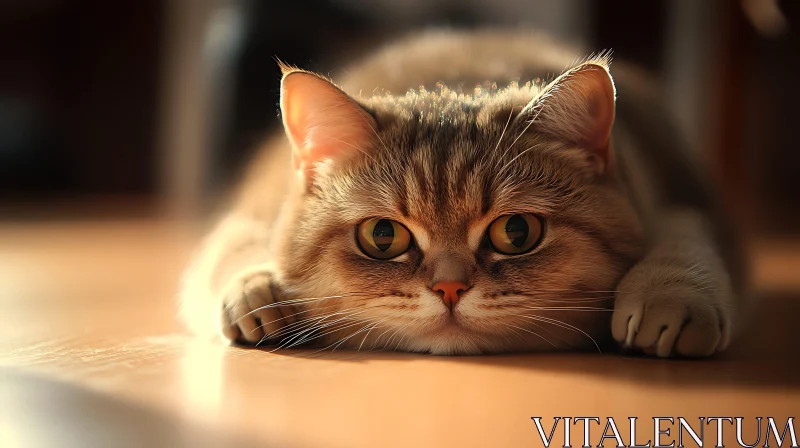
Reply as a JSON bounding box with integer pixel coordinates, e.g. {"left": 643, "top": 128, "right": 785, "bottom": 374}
{"left": 179, "top": 29, "right": 745, "bottom": 357}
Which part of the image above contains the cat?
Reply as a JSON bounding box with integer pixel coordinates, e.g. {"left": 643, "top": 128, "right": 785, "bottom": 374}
{"left": 179, "top": 29, "right": 746, "bottom": 357}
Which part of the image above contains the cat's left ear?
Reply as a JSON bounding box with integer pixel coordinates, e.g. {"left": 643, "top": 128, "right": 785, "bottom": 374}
{"left": 519, "top": 60, "right": 616, "bottom": 174}
{"left": 279, "top": 65, "right": 377, "bottom": 181}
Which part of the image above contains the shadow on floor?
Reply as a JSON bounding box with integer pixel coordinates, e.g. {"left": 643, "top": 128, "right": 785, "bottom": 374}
{"left": 0, "top": 368, "right": 270, "bottom": 448}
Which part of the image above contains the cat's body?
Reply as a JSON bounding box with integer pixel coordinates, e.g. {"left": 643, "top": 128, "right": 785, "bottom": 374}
{"left": 180, "top": 29, "right": 746, "bottom": 356}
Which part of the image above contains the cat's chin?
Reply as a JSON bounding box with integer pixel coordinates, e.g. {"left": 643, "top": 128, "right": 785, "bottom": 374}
{"left": 401, "top": 321, "right": 504, "bottom": 355}
{"left": 395, "top": 318, "right": 592, "bottom": 355}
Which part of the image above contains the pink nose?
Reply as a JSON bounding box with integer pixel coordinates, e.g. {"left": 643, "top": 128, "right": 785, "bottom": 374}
{"left": 431, "top": 281, "right": 469, "bottom": 311}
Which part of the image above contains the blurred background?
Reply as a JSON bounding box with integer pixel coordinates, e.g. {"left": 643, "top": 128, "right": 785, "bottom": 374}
{"left": 1, "top": 4, "right": 798, "bottom": 445}
{"left": 0, "top": 0, "right": 797, "bottom": 236}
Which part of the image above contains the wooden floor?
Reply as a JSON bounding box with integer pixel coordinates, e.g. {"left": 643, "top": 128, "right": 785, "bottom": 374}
{"left": 1, "top": 220, "right": 799, "bottom": 448}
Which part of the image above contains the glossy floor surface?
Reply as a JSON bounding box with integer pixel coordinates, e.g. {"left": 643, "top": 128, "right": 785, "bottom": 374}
{"left": 1, "top": 221, "right": 798, "bottom": 448}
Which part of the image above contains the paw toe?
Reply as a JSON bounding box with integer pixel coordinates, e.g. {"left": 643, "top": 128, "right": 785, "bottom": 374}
{"left": 611, "top": 304, "right": 642, "bottom": 346}
{"left": 674, "top": 315, "right": 721, "bottom": 357}
{"left": 654, "top": 323, "right": 682, "bottom": 358}
{"left": 221, "top": 309, "right": 242, "bottom": 341}
{"left": 633, "top": 307, "right": 684, "bottom": 350}
{"left": 232, "top": 305, "right": 265, "bottom": 344}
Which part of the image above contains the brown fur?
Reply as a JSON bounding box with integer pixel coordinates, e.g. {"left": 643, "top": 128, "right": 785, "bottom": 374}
{"left": 179, "top": 29, "right": 744, "bottom": 357}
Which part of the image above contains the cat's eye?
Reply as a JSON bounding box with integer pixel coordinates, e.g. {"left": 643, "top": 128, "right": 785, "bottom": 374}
{"left": 488, "top": 214, "right": 543, "bottom": 255}
{"left": 356, "top": 218, "right": 412, "bottom": 259}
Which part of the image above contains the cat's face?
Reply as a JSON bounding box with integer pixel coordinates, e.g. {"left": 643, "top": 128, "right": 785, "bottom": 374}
{"left": 274, "top": 62, "right": 645, "bottom": 354}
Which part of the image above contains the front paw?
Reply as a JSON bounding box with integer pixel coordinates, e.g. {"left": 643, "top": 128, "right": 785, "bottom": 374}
{"left": 611, "top": 266, "right": 733, "bottom": 358}
{"left": 221, "top": 272, "right": 296, "bottom": 345}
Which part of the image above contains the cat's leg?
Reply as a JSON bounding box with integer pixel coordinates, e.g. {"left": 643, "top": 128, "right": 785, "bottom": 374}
{"left": 179, "top": 215, "right": 295, "bottom": 345}
{"left": 611, "top": 208, "right": 737, "bottom": 357}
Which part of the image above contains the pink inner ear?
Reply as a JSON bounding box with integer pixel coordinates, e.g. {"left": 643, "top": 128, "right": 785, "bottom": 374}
{"left": 280, "top": 72, "right": 377, "bottom": 176}
{"left": 572, "top": 65, "right": 616, "bottom": 160}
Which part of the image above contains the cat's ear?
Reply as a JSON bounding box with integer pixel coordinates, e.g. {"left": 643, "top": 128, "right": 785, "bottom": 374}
{"left": 279, "top": 65, "right": 377, "bottom": 180}
{"left": 519, "top": 60, "right": 616, "bottom": 173}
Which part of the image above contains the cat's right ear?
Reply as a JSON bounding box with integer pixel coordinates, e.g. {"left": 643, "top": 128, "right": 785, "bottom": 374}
{"left": 279, "top": 66, "right": 377, "bottom": 182}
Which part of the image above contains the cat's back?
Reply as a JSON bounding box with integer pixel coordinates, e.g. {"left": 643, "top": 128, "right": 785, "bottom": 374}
{"left": 337, "top": 29, "right": 583, "bottom": 96}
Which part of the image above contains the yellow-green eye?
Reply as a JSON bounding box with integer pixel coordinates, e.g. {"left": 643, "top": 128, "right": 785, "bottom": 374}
{"left": 488, "top": 214, "right": 543, "bottom": 255}
{"left": 356, "top": 218, "right": 412, "bottom": 259}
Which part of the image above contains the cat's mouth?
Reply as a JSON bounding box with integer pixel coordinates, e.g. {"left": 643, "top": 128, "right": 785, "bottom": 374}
{"left": 409, "top": 318, "right": 491, "bottom": 355}
{"left": 424, "top": 313, "right": 485, "bottom": 337}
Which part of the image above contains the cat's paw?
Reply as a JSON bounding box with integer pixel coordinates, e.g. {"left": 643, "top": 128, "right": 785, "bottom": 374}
{"left": 221, "top": 272, "right": 296, "bottom": 345}
{"left": 611, "top": 268, "right": 732, "bottom": 358}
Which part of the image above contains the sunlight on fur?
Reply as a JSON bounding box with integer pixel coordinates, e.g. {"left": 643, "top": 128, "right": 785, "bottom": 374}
{"left": 179, "top": 29, "right": 743, "bottom": 358}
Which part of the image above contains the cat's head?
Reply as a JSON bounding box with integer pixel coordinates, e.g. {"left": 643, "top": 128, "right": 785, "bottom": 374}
{"left": 272, "top": 59, "right": 644, "bottom": 354}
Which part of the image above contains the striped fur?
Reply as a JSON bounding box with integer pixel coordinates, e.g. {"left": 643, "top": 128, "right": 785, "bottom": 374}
{"left": 179, "top": 29, "right": 744, "bottom": 357}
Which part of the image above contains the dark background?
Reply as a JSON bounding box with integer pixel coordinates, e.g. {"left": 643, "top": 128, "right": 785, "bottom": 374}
{"left": 0, "top": 0, "right": 797, "bottom": 236}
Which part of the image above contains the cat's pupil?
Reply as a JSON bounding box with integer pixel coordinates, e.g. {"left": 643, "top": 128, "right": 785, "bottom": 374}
{"left": 505, "top": 215, "right": 529, "bottom": 247}
{"left": 373, "top": 219, "right": 395, "bottom": 251}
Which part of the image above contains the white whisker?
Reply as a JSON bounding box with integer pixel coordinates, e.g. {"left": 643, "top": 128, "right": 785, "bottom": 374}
{"left": 521, "top": 315, "right": 602, "bottom": 353}
{"left": 488, "top": 106, "right": 516, "bottom": 168}
{"left": 502, "top": 323, "right": 557, "bottom": 348}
